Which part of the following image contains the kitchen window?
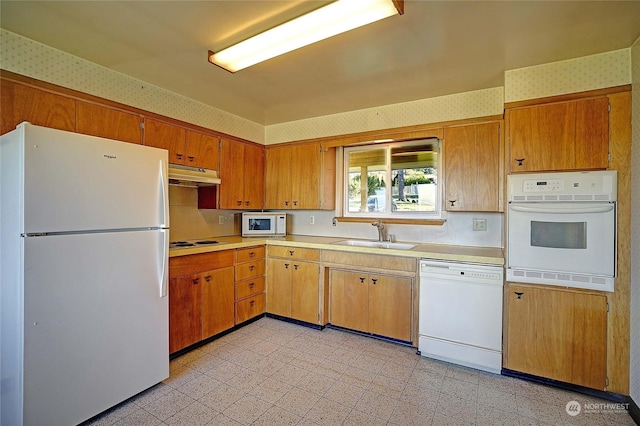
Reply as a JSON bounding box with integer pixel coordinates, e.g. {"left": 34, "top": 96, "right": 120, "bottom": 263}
{"left": 343, "top": 139, "right": 440, "bottom": 218}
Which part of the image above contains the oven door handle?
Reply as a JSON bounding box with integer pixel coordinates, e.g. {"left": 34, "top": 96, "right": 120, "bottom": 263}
{"left": 509, "top": 204, "right": 614, "bottom": 214}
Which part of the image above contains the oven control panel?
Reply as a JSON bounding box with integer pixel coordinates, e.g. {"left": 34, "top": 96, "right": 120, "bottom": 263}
{"left": 508, "top": 170, "right": 617, "bottom": 202}
{"left": 522, "top": 178, "right": 563, "bottom": 192}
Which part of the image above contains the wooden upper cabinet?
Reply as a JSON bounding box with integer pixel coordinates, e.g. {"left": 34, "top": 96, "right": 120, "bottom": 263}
{"left": 219, "top": 138, "right": 264, "bottom": 209}
{"left": 143, "top": 118, "right": 186, "bottom": 163}
{"left": 507, "top": 97, "right": 609, "bottom": 172}
{"left": 265, "top": 142, "right": 335, "bottom": 210}
{"left": 1, "top": 80, "right": 75, "bottom": 135}
{"left": 444, "top": 121, "right": 501, "bottom": 212}
{"left": 184, "top": 131, "right": 220, "bottom": 170}
{"left": 76, "top": 101, "right": 142, "bottom": 144}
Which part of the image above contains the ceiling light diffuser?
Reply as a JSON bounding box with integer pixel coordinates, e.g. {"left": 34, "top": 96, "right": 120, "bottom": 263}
{"left": 208, "top": 0, "right": 404, "bottom": 73}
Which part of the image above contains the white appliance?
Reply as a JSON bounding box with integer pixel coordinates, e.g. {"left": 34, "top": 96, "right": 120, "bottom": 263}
{"left": 242, "top": 212, "right": 287, "bottom": 237}
{"left": 1, "top": 123, "right": 170, "bottom": 426}
{"left": 418, "top": 260, "right": 504, "bottom": 374}
{"left": 507, "top": 171, "right": 617, "bottom": 292}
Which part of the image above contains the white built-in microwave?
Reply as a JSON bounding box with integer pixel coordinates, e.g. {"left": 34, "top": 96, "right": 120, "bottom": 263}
{"left": 242, "top": 212, "right": 287, "bottom": 237}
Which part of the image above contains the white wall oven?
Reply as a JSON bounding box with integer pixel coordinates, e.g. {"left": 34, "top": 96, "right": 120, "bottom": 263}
{"left": 507, "top": 171, "right": 617, "bottom": 292}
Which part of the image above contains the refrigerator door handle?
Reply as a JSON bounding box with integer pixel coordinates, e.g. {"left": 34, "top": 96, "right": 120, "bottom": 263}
{"left": 159, "top": 229, "right": 169, "bottom": 297}
{"left": 159, "top": 160, "right": 169, "bottom": 227}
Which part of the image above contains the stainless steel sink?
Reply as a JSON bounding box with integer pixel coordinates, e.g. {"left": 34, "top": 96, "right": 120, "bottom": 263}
{"left": 332, "top": 239, "right": 417, "bottom": 250}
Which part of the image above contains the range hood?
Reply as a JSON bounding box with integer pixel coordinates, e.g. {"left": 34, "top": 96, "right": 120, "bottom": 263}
{"left": 168, "top": 164, "right": 221, "bottom": 187}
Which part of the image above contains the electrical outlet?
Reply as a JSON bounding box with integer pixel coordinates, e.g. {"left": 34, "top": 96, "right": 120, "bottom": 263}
{"left": 309, "top": 215, "right": 315, "bottom": 225}
{"left": 219, "top": 215, "right": 224, "bottom": 225}
{"left": 472, "top": 218, "right": 487, "bottom": 231}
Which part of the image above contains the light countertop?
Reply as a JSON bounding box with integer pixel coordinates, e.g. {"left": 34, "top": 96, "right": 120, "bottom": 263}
{"left": 169, "top": 235, "right": 504, "bottom": 265}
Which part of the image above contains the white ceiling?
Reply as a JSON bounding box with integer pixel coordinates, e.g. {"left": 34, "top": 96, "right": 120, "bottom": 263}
{"left": 2, "top": 1, "right": 640, "bottom": 126}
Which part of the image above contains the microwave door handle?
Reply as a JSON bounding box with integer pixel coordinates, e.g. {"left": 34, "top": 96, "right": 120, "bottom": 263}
{"left": 509, "top": 205, "right": 614, "bottom": 214}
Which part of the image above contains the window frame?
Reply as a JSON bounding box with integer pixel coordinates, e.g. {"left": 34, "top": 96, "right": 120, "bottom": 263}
{"left": 341, "top": 139, "right": 442, "bottom": 219}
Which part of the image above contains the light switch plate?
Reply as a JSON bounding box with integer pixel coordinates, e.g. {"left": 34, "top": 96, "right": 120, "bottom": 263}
{"left": 219, "top": 215, "right": 225, "bottom": 225}
{"left": 472, "top": 218, "right": 487, "bottom": 231}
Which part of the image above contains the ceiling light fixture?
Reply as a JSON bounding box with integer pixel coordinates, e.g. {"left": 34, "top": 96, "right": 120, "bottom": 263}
{"left": 208, "top": 0, "right": 404, "bottom": 73}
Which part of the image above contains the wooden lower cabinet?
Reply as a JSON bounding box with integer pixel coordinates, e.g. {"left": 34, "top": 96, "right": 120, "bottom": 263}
{"left": 234, "top": 246, "right": 266, "bottom": 323}
{"left": 329, "top": 269, "right": 412, "bottom": 342}
{"left": 266, "top": 246, "right": 321, "bottom": 324}
{"left": 505, "top": 283, "right": 608, "bottom": 390}
{"left": 168, "top": 250, "right": 234, "bottom": 354}
{"left": 201, "top": 267, "right": 235, "bottom": 339}
{"left": 169, "top": 274, "right": 202, "bottom": 353}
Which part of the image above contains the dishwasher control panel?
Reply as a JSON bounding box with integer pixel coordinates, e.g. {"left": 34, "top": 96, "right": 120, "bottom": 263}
{"left": 420, "top": 261, "right": 503, "bottom": 281}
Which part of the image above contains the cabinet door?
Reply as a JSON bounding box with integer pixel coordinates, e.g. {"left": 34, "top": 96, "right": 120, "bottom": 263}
{"left": 291, "top": 144, "right": 320, "bottom": 209}
{"left": 1, "top": 80, "right": 75, "bottom": 135}
{"left": 144, "top": 118, "right": 186, "bottom": 164}
{"left": 243, "top": 143, "right": 265, "bottom": 209}
{"left": 169, "top": 274, "right": 201, "bottom": 353}
{"left": 509, "top": 102, "right": 575, "bottom": 172}
{"left": 290, "top": 261, "right": 320, "bottom": 324}
{"left": 574, "top": 97, "right": 609, "bottom": 169}
{"left": 219, "top": 138, "right": 245, "bottom": 209}
{"left": 266, "top": 258, "right": 292, "bottom": 317}
{"left": 329, "top": 269, "right": 368, "bottom": 333}
{"left": 76, "top": 101, "right": 142, "bottom": 144}
{"left": 184, "top": 131, "right": 219, "bottom": 169}
{"left": 201, "top": 267, "right": 235, "bottom": 339}
{"left": 444, "top": 122, "right": 500, "bottom": 211}
{"left": 506, "top": 284, "right": 607, "bottom": 390}
{"left": 368, "top": 274, "right": 412, "bottom": 342}
{"left": 265, "top": 145, "right": 291, "bottom": 209}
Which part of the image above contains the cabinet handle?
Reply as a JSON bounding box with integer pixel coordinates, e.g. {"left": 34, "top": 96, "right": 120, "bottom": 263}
{"left": 294, "top": 264, "right": 299, "bottom": 270}
{"left": 371, "top": 278, "right": 378, "bottom": 285}
{"left": 293, "top": 200, "right": 298, "bottom": 206}
{"left": 176, "top": 153, "right": 183, "bottom": 160}
{"left": 249, "top": 251, "right": 255, "bottom": 257}
{"left": 249, "top": 265, "right": 255, "bottom": 271}
{"left": 250, "top": 300, "right": 255, "bottom": 307}
{"left": 515, "top": 158, "right": 525, "bottom": 166}
{"left": 289, "top": 250, "right": 294, "bottom": 256}
{"left": 514, "top": 291, "right": 524, "bottom": 299}
{"left": 359, "top": 277, "right": 366, "bottom": 283}
{"left": 188, "top": 156, "right": 195, "bottom": 162}
{"left": 448, "top": 200, "right": 456, "bottom": 207}
{"left": 205, "top": 275, "right": 212, "bottom": 282}
{"left": 192, "top": 278, "right": 200, "bottom": 285}
{"left": 249, "top": 282, "right": 254, "bottom": 289}
{"left": 236, "top": 200, "right": 242, "bottom": 206}
{"left": 285, "top": 263, "right": 290, "bottom": 269}
{"left": 245, "top": 201, "right": 250, "bottom": 206}
{"left": 285, "top": 201, "right": 289, "bottom": 206}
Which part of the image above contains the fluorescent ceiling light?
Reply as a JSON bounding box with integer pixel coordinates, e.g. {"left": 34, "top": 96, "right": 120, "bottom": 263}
{"left": 208, "top": 0, "right": 404, "bottom": 73}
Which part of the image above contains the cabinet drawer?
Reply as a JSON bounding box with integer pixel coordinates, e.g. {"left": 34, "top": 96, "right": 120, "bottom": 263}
{"left": 268, "top": 246, "right": 320, "bottom": 261}
{"left": 236, "top": 276, "right": 266, "bottom": 300}
{"left": 235, "top": 259, "right": 265, "bottom": 281}
{"left": 236, "top": 293, "right": 266, "bottom": 323}
{"left": 169, "top": 249, "right": 235, "bottom": 278}
{"left": 236, "top": 246, "right": 265, "bottom": 263}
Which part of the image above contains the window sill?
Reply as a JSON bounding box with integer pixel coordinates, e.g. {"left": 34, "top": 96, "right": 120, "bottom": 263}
{"left": 335, "top": 217, "right": 446, "bottom": 226}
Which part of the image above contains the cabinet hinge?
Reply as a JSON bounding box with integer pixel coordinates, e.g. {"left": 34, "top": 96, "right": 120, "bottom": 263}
{"left": 608, "top": 103, "right": 611, "bottom": 113}
{"left": 140, "top": 122, "right": 145, "bottom": 129}
{"left": 607, "top": 302, "right": 609, "bottom": 313}
{"left": 606, "top": 377, "right": 609, "bottom": 387}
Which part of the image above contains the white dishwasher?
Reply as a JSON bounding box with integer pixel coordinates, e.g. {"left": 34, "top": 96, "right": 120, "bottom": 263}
{"left": 418, "top": 260, "right": 503, "bottom": 374}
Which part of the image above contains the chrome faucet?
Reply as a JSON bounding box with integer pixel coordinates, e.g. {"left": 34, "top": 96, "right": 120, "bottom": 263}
{"left": 372, "top": 219, "right": 385, "bottom": 242}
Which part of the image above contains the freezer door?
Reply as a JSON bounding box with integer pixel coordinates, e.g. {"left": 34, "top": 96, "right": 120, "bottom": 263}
{"left": 22, "top": 124, "right": 168, "bottom": 233}
{"left": 22, "top": 230, "right": 168, "bottom": 426}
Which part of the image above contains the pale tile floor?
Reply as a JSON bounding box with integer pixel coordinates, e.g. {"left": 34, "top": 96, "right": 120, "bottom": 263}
{"left": 86, "top": 317, "right": 635, "bottom": 425}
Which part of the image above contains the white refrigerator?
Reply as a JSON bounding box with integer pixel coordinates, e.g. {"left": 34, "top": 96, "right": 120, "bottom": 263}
{"left": 1, "top": 123, "right": 170, "bottom": 426}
